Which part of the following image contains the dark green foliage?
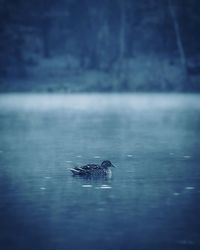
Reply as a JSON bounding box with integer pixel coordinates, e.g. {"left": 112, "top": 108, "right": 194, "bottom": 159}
{"left": 0, "top": 0, "right": 200, "bottom": 91}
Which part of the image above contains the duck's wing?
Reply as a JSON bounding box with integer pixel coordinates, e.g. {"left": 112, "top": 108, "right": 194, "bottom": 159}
{"left": 70, "top": 164, "right": 101, "bottom": 175}
{"left": 81, "top": 164, "right": 100, "bottom": 170}
{"left": 70, "top": 167, "right": 87, "bottom": 175}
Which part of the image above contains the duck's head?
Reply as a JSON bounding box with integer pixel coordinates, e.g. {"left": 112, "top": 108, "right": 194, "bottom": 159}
{"left": 101, "top": 160, "right": 115, "bottom": 168}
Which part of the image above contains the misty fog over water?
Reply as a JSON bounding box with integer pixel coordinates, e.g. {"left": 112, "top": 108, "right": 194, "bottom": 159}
{"left": 1, "top": 0, "right": 200, "bottom": 249}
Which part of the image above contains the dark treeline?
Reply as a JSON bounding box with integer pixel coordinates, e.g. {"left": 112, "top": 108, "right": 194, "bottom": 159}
{"left": 0, "top": 0, "right": 200, "bottom": 92}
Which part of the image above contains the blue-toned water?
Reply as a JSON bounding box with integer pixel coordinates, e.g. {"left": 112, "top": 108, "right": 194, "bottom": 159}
{"left": 0, "top": 94, "right": 200, "bottom": 250}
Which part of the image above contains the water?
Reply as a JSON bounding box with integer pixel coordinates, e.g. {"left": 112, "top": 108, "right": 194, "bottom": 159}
{"left": 0, "top": 93, "right": 200, "bottom": 250}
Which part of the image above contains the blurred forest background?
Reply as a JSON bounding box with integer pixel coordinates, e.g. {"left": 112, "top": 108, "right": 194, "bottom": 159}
{"left": 0, "top": 0, "right": 200, "bottom": 92}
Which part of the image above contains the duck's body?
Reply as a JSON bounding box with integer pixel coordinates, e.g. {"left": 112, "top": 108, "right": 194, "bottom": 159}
{"left": 70, "top": 160, "right": 115, "bottom": 177}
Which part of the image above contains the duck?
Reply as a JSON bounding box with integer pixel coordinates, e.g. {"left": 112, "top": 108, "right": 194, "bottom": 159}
{"left": 70, "top": 160, "right": 115, "bottom": 177}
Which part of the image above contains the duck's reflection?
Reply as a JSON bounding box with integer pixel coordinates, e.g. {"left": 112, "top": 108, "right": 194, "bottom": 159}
{"left": 72, "top": 174, "right": 113, "bottom": 189}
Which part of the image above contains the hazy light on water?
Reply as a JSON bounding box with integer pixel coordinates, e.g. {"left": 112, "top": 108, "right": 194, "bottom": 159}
{"left": 0, "top": 93, "right": 200, "bottom": 112}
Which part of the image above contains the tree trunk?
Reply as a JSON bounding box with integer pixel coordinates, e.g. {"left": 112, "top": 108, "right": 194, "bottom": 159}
{"left": 168, "top": 0, "right": 187, "bottom": 71}
{"left": 116, "top": 0, "right": 128, "bottom": 90}
{"left": 119, "top": 0, "right": 125, "bottom": 64}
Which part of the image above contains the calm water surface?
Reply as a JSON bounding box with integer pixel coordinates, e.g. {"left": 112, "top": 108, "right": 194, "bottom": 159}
{"left": 0, "top": 94, "right": 200, "bottom": 250}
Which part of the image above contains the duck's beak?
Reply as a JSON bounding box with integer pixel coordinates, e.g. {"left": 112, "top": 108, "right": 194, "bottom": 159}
{"left": 111, "top": 164, "right": 116, "bottom": 168}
